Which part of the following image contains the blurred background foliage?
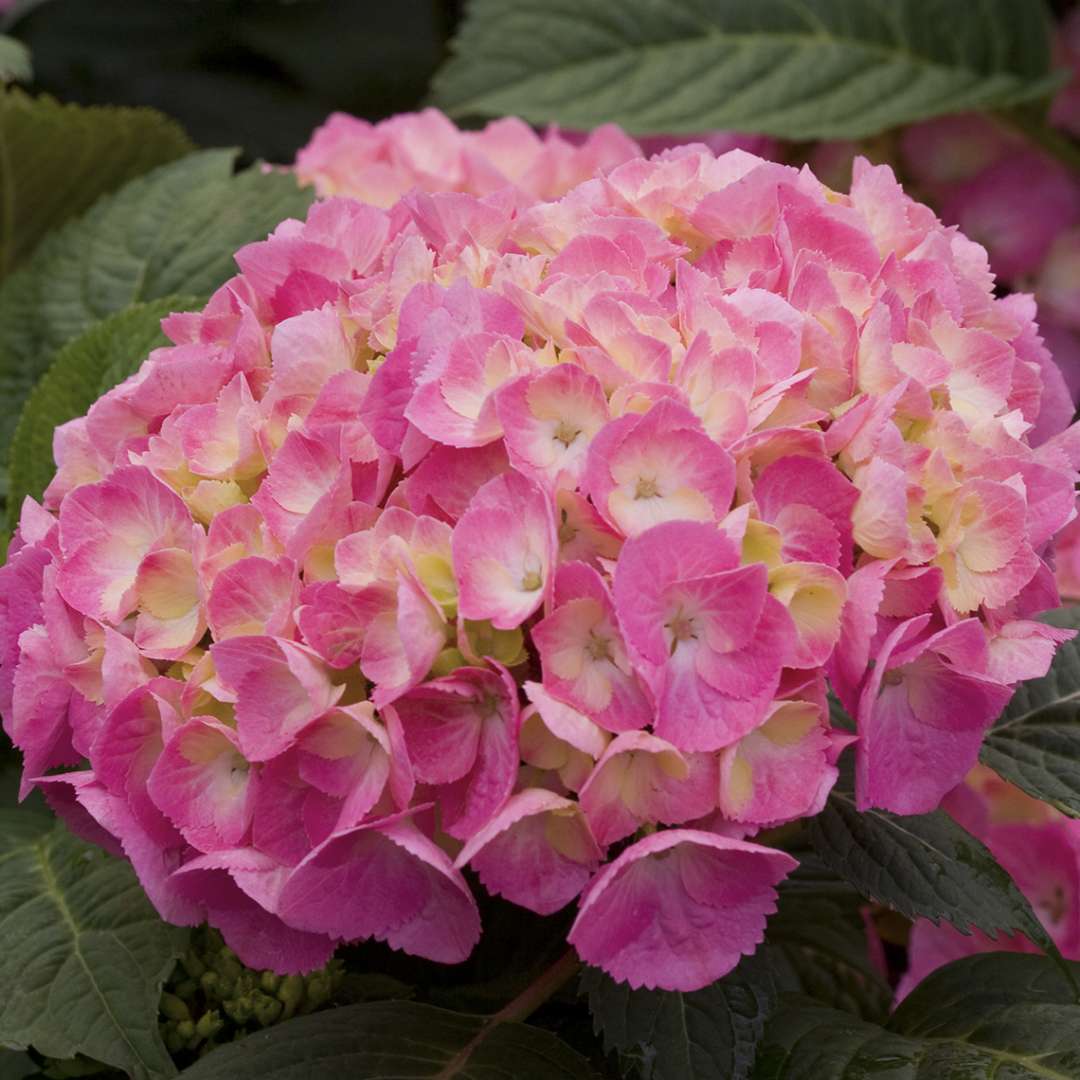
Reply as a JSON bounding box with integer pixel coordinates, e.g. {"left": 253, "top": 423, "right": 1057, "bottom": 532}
{"left": 4, "top": 0, "right": 462, "bottom": 162}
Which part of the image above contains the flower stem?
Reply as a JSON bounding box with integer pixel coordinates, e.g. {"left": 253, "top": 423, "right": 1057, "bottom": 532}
{"left": 492, "top": 949, "right": 581, "bottom": 1024}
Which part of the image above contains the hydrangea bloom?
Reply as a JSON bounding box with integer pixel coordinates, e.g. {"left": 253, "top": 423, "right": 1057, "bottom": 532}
{"left": 898, "top": 765, "right": 1080, "bottom": 999}
{"left": 3, "top": 111, "right": 1079, "bottom": 993}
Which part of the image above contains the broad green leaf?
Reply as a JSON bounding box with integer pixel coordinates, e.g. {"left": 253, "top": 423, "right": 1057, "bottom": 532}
{"left": 806, "top": 790, "right": 1052, "bottom": 952}
{"left": 6, "top": 296, "right": 201, "bottom": 529}
{"left": 754, "top": 953, "right": 1080, "bottom": 1079}
{"left": 982, "top": 725, "right": 1080, "bottom": 818}
{"left": 979, "top": 605, "right": 1080, "bottom": 814}
{"left": 432, "top": 0, "right": 1062, "bottom": 140}
{"left": 176, "top": 1000, "right": 599, "bottom": 1079}
{"left": 582, "top": 949, "right": 780, "bottom": 1080}
{"left": 763, "top": 856, "right": 891, "bottom": 1021}
{"left": 0, "top": 812, "right": 187, "bottom": 1079}
{"left": 0, "top": 88, "right": 191, "bottom": 277}
{"left": 0, "top": 148, "right": 314, "bottom": 496}
{"left": 0, "top": 37, "right": 30, "bottom": 83}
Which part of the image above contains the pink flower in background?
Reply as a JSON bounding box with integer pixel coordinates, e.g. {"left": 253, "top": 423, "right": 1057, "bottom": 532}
{"left": 898, "top": 767, "right": 1080, "bottom": 999}
{"left": 3, "top": 108, "right": 1079, "bottom": 994}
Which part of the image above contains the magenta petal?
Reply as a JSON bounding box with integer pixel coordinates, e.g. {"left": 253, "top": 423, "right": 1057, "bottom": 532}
{"left": 568, "top": 829, "right": 796, "bottom": 991}
{"left": 456, "top": 788, "right": 602, "bottom": 914}
{"left": 278, "top": 814, "right": 481, "bottom": 963}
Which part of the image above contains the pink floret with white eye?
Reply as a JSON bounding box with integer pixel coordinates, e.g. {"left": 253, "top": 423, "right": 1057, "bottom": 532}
{"left": 2, "top": 108, "right": 1078, "bottom": 993}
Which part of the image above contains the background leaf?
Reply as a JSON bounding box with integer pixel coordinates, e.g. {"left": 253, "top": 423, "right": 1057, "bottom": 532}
{"left": 806, "top": 790, "right": 1052, "bottom": 953}
{"left": 753, "top": 953, "right": 1080, "bottom": 1079}
{"left": 176, "top": 1000, "right": 599, "bottom": 1079}
{"left": 0, "top": 88, "right": 191, "bottom": 277}
{"left": 6, "top": 295, "right": 201, "bottom": 526}
{"left": 433, "top": 0, "right": 1061, "bottom": 139}
{"left": 0, "top": 148, "right": 313, "bottom": 504}
{"left": 0, "top": 811, "right": 188, "bottom": 1080}
{"left": 11, "top": 0, "right": 450, "bottom": 163}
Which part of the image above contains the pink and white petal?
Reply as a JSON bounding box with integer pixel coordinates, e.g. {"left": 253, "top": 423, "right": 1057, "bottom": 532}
{"left": 452, "top": 470, "right": 557, "bottom": 629}
{"left": 718, "top": 700, "right": 836, "bottom": 825}
{"left": 208, "top": 556, "right": 300, "bottom": 641}
{"left": 613, "top": 520, "right": 741, "bottom": 665}
{"left": 211, "top": 636, "right": 343, "bottom": 760}
{"left": 455, "top": 788, "right": 602, "bottom": 914}
{"left": 148, "top": 719, "right": 258, "bottom": 851}
{"left": 766, "top": 562, "right": 846, "bottom": 669}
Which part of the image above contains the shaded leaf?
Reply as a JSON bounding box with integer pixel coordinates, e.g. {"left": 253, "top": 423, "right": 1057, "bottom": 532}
{"left": 177, "top": 1000, "right": 599, "bottom": 1079}
{"left": 0, "top": 88, "right": 191, "bottom": 277}
{"left": 582, "top": 949, "right": 780, "bottom": 1080}
{"left": 7, "top": 295, "right": 201, "bottom": 527}
{"left": 433, "top": 0, "right": 1062, "bottom": 139}
{"left": 764, "top": 856, "right": 891, "bottom": 1021}
{"left": 0, "top": 812, "right": 187, "bottom": 1080}
{"left": 754, "top": 952, "right": 1080, "bottom": 1079}
{"left": 0, "top": 148, "right": 313, "bottom": 494}
{"left": 806, "top": 790, "right": 1052, "bottom": 952}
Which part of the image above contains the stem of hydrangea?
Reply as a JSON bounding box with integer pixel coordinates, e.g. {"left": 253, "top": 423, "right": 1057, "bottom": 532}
{"left": 491, "top": 949, "right": 581, "bottom": 1024}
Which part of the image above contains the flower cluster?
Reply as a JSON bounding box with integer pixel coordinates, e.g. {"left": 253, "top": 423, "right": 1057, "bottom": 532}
{"left": 898, "top": 765, "right": 1080, "bottom": 999}
{"left": 3, "top": 118, "right": 1079, "bottom": 992}
{"left": 295, "top": 107, "right": 642, "bottom": 207}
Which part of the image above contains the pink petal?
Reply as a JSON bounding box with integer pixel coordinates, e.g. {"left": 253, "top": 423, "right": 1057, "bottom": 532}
{"left": 455, "top": 788, "right": 603, "bottom": 914}
{"left": 568, "top": 828, "right": 796, "bottom": 991}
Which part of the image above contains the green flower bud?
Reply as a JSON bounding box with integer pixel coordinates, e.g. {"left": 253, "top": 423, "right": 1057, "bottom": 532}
{"left": 200, "top": 970, "right": 222, "bottom": 998}
{"left": 179, "top": 951, "right": 206, "bottom": 979}
{"left": 302, "top": 973, "right": 332, "bottom": 1013}
{"left": 252, "top": 991, "right": 283, "bottom": 1027}
{"left": 176, "top": 1019, "right": 196, "bottom": 1041}
{"left": 234, "top": 970, "right": 257, "bottom": 996}
{"left": 259, "top": 970, "right": 281, "bottom": 994}
{"left": 195, "top": 1009, "right": 225, "bottom": 1041}
{"left": 277, "top": 974, "right": 305, "bottom": 1019}
{"left": 213, "top": 950, "right": 243, "bottom": 982}
{"left": 160, "top": 992, "right": 191, "bottom": 1021}
{"left": 174, "top": 977, "right": 198, "bottom": 1001}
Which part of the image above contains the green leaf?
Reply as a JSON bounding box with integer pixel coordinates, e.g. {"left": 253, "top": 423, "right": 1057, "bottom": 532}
{"left": 0, "top": 1047, "right": 37, "bottom": 1080}
{"left": 806, "top": 790, "right": 1052, "bottom": 953}
{"left": 763, "top": 856, "right": 891, "bottom": 1021}
{"left": 978, "top": 605, "right": 1080, "bottom": 815}
{"left": 582, "top": 949, "right": 780, "bottom": 1080}
{"left": 753, "top": 952, "right": 1080, "bottom": 1079}
{"left": 981, "top": 725, "right": 1080, "bottom": 818}
{"left": 176, "top": 1000, "right": 599, "bottom": 1079}
{"left": 432, "top": 0, "right": 1062, "bottom": 139}
{"left": 0, "top": 812, "right": 187, "bottom": 1079}
{"left": 0, "top": 148, "right": 314, "bottom": 499}
{"left": 0, "top": 88, "right": 192, "bottom": 278}
{"left": 0, "top": 37, "right": 30, "bottom": 83}
{"left": 7, "top": 296, "right": 201, "bottom": 526}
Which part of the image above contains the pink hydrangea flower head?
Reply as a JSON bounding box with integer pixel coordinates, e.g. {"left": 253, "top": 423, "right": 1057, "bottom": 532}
{"left": 3, "top": 112, "right": 1078, "bottom": 988}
